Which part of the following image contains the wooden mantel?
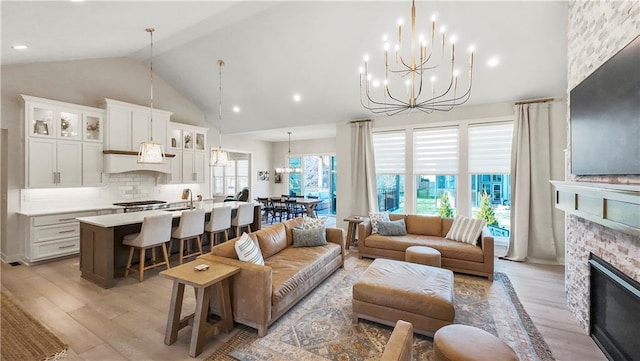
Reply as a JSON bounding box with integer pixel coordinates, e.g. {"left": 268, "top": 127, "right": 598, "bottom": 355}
{"left": 551, "top": 181, "right": 640, "bottom": 238}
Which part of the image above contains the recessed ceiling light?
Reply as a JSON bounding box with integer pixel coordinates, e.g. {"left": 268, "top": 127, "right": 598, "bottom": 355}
{"left": 11, "top": 45, "right": 28, "bottom": 50}
{"left": 293, "top": 94, "right": 302, "bottom": 102}
{"left": 487, "top": 56, "right": 500, "bottom": 67}
{"left": 232, "top": 106, "right": 240, "bottom": 113}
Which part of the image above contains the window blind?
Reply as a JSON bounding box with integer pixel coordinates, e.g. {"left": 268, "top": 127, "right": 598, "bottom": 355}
{"left": 373, "top": 131, "right": 405, "bottom": 174}
{"left": 413, "top": 127, "right": 459, "bottom": 174}
{"left": 468, "top": 122, "right": 513, "bottom": 173}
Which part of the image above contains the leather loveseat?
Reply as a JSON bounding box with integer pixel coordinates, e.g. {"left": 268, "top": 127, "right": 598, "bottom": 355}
{"left": 199, "top": 217, "right": 345, "bottom": 336}
{"left": 357, "top": 214, "right": 494, "bottom": 280}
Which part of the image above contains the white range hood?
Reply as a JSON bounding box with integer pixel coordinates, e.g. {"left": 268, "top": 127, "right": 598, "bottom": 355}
{"left": 103, "top": 152, "right": 172, "bottom": 174}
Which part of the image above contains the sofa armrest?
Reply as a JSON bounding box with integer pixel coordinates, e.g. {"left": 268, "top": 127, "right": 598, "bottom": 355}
{"left": 198, "top": 254, "right": 273, "bottom": 329}
{"left": 480, "top": 228, "right": 495, "bottom": 278}
{"left": 326, "top": 227, "right": 345, "bottom": 251}
{"left": 381, "top": 320, "right": 414, "bottom": 361}
{"left": 357, "top": 220, "right": 372, "bottom": 251}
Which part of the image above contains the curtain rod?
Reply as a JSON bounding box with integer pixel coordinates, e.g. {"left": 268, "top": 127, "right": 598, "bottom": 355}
{"left": 350, "top": 119, "right": 372, "bottom": 124}
{"left": 514, "top": 97, "right": 558, "bottom": 105}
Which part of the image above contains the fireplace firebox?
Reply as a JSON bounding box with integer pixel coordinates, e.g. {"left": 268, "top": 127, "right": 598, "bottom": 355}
{"left": 589, "top": 254, "right": 640, "bottom": 361}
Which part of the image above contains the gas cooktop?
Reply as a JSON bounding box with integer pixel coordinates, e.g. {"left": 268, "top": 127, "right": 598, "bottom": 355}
{"left": 113, "top": 200, "right": 169, "bottom": 212}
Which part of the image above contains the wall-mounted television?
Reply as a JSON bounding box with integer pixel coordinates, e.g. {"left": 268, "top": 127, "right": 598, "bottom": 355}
{"left": 570, "top": 35, "right": 640, "bottom": 176}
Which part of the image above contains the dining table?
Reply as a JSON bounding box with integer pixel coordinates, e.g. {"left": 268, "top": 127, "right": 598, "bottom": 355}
{"left": 269, "top": 197, "right": 323, "bottom": 218}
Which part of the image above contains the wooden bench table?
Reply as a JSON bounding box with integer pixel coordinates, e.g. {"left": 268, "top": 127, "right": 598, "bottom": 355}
{"left": 160, "top": 259, "right": 239, "bottom": 357}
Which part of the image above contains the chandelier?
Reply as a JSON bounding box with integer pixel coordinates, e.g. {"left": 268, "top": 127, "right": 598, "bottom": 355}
{"left": 359, "top": 0, "right": 475, "bottom": 116}
{"left": 210, "top": 59, "right": 229, "bottom": 166}
{"left": 138, "top": 27, "right": 166, "bottom": 164}
{"left": 275, "top": 132, "right": 301, "bottom": 174}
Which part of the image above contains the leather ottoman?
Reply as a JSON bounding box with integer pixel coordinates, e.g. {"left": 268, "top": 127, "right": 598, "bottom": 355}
{"left": 352, "top": 258, "right": 454, "bottom": 336}
{"left": 433, "top": 324, "right": 518, "bottom": 361}
{"left": 405, "top": 246, "right": 442, "bottom": 267}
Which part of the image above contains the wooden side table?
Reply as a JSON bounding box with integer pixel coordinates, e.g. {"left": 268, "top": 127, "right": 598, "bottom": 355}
{"left": 343, "top": 216, "right": 365, "bottom": 249}
{"left": 161, "top": 260, "right": 240, "bottom": 357}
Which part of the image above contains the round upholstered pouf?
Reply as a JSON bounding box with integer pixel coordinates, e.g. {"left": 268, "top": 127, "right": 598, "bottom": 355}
{"left": 433, "top": 324, "right": 518, "bottom": 361}
{"left": 405, "top": 246, "right": 441, "bottom": 267}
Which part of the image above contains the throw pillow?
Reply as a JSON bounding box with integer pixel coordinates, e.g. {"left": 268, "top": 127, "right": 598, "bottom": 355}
{"left": 234, "top": 232, "right": 265, "bottom": 265}
{"left": 368, "top": 212, "right": 390, "bottom": 234}
{"left": 303, "top": 216, "right": 326, "bottom": 230}
{"left": 292, "top": 227, "right": 327, "bottom": 247}
{"left": 445, "top": 216, "right": 486, "bottom": 246}
{"left": 377, "top": 219, "right": 408, "bottom": 236}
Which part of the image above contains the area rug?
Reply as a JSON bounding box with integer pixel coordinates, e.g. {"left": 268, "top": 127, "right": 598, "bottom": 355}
{"left": 210, "top": 256, "right": 555, "bottom": 361}
{"left": 1, "top": 292, "right": 68, "bottom": 361}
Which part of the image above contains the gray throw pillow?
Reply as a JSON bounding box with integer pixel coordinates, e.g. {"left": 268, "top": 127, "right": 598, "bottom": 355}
{"left": 377, "top": 219, "right": 407, "bottom": 236}
{"left": 292, "top": 227, "right": 327, "bottom": 247}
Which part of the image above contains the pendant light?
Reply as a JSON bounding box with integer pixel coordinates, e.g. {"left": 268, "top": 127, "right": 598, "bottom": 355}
{"left": 210, "top": 59, "right": 229, "bottom": 166}
{"left": 138, "top": 27, "right": 165, "bottom": 164}
{"left": 275, "top": 132, "right": 301, "bottom": 174}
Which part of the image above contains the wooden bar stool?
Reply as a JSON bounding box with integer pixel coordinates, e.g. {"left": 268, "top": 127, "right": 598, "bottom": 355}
{"left": 231, "top": 203, "right": 255, "bottom": 236}
{"left": 205, "top": 206, "right": 232, "bottom": 247}
{"left": 171, "top": 209, "right": 206, "bottom": 265}
{"left": 123, "top": 213, "right": 172, "bottom": 282}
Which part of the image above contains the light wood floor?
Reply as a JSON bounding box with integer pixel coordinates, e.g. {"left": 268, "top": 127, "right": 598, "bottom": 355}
{"left": 1, "top": 248, "right": 606, "bottom": 361}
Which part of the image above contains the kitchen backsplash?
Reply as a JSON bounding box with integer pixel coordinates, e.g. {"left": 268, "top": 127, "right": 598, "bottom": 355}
{"left": 20, "top": 171, "right": 207, "bottom": 212}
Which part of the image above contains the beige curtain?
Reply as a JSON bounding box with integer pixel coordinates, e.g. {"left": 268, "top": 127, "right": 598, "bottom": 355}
{"left": 350, "top": 120, "right": 378, "bottom": 214}
{"left": 504, "top": 103, "right": 558, "bottom": 262}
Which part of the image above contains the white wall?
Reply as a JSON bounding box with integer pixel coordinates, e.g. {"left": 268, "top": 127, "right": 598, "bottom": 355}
{"left": 0, "top": 57, "right": 272, "bottom": 262}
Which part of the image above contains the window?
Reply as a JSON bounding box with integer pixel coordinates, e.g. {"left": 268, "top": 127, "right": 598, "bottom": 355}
{"left": 414, "top": 127, "right": 458, "bottom": 216}
{"left": 468, "top": 122, "right": 513, "bottom": 239}
{"left": 211, "top": 152, "right": 250, "bottom": 196}
{"left": 288, "top": 155, "right": 337, "bottom": 215}
{"left": 373, "top": 131, "right": 405, "bottom": 213}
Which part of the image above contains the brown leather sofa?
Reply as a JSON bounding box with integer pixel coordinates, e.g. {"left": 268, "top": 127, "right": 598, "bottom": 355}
{"left": 358, "top": 214, "right": 494, "bottom": 280}
{"left": 200, "top": 217, "right": 345, "bottom": 336}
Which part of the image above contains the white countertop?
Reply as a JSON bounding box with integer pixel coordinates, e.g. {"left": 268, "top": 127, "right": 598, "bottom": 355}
{"left": 77, "top": 201, "right": 257, "bottom": 228}
{"left": 17, "top": 197, "right": 220, "bottom": 217}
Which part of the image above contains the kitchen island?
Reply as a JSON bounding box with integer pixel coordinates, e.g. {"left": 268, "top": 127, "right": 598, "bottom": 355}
{"left": 77, "top": 201, "right": 260, "bottom": 288}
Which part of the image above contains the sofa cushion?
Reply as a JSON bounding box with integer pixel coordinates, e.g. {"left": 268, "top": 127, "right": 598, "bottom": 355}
{"left": 365, "top": 234, "right": 484, "bottom": 263}
{"left": 284, "top": 217, "right": 304, "bottom": 246}
{"left": 302, "top": 216, "right": 326, "bottom": 230}
{"left": 405, "top": 215, "right": 442, "bottom": 236}
{"left": 292, "top": 227, "right": 327, "bottom": 247}
{"left": 235, "top": 232, "right": 265, "bottom": 265}
{"left": 441, "top": 218, "right": 454, "bottom": 237}
{"left": 377, "top": 219, "right": 408, "bottom": 236}
{"left": 445, "top": 216, "right": 486, "bottom": 246}
{"left": 369, "top": 212, "right": 390, "bottom": 234}
{"left": 266, "top": 243, "right": 341, "bottom": 305}
{"left": 254, "top": 223, "right": 288, "bottom": 259}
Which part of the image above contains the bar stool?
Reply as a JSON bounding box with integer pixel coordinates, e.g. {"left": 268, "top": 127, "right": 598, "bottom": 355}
{"left": 205, "top": 206, "right": 232, "bottom": 247}
{"left": 231, "top": 203, "right": 254, "bottom": 236}
{"left": 171, "top": 209, "right": 206, "bottom": 265}
{"left": 123, "top": 213, "right": 172, "bottom": 282}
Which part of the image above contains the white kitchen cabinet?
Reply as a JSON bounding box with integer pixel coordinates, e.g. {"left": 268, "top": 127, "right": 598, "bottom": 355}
{"left": 19, "top": 209, "right": 114, "bottom": 264}
{"left": 82, "top": 142, "right": 104, "bottom": 186}
{"left": 21, "top": 95, "right": 105, "bottom": 188}
{"left": 168, "top": 122, "right": 207, "bottom": 184}
{"left": 19, "top": 210, "right": 96, "bottom": 264}
{"left": 27, "top": 138, "right": 82, "bottom": 188}
{"left": 103, "top": 99, "right": 171, "bottom": 152}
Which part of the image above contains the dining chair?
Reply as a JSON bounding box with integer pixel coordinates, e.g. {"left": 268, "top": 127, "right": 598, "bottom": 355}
{"left": 122, "top": 213, "right": 172, "bottom": 282}
{"left": 256, "top": 197, "right": 273, "bottom": 223}
{"left": 205, "top": 206, "right": 232, "bottom": 247}
{"left": 270, "top": 198, "right": 287, "bottom": 223}
{"left": 231, "top": 203, "right": 255, "bottom": 236}
{"left": 285, "top": 199, "right": 303, "bottom": 219}
{"left": 170, "top": 209, "right": 206, "bottom": 264}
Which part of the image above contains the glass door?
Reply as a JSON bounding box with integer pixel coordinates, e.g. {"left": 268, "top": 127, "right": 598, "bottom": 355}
{"left": 288, "top": 155, "right": 336, "bottom": 215}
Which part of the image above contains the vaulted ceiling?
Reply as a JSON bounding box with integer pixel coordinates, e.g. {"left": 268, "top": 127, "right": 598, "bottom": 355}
{"left": 2, "top": 1, "right": 568, "bottom": 141}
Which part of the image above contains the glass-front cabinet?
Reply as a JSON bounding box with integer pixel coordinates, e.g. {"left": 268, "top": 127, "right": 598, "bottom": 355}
{"left": 83, "top": 112, "right": 103, "bottom": 142}
{"left": 30, "top": 106, "right": 81, "bottom": 140}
